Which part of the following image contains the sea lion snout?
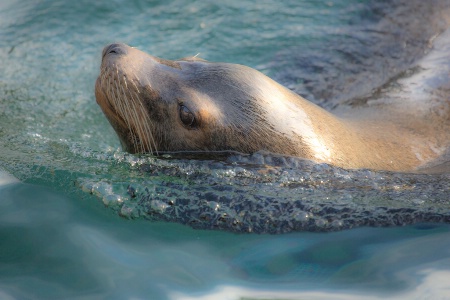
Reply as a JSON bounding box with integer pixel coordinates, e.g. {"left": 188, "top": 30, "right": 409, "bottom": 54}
{"left": 102, "top": 43, "right": 129, "bottom": 60}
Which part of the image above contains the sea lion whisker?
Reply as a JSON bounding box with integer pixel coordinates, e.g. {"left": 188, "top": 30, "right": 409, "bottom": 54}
{"left": 108, "top": 75, "right": 122, "bottom": 116}
{"left": 133, "top": 91, "right": 158, "bottom": 155}
{"left": 112, "top": 79, "right": 129, "bottom": 123}
{"left": 130, "top": 91, "right": 152, "bottom": 152}
{"left": 113, "top": 73, "right": 142, "bottom": 153}
{"left": 114, "top": 78, "right": 139, "bottom": 151}
{"left": 129, "top": 70, "right": 141, "bottom": 93}
{"left": 116, "top": 76, "right": 131, "bottom": 117}
{"left": 126, "top": 66, "right": 157, "bottom": 154}
{"left": 127, "top": 91, "right": 147, "bottom": 154}
{"left": 128, "top": 90, "right": 149, "bottom": 154}
{"left": 130, "top": 94, "right": 147, "bottom": 153}
{"left": 135, "top": 96, "right": 159, "bottom": 155}
{"left": 105, "top": 73, "right": 112, "bottom": 102}
{"left": 112, "top": 74, "right": 128, "bottom": 115}
{"left": 123, "top": 75, "right": 128, "bottom": 89}
{"left": 109, "top": 73, "right": 127, "bottom": 120}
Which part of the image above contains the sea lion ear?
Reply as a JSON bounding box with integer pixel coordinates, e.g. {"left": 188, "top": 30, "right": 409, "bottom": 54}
{"left": 178, "top": 55, "right": 207, "bottom": 62}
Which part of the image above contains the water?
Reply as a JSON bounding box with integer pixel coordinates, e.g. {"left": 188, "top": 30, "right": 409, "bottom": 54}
{"left": 1, "top": 178, "right": 450, "bottom": 299}
{"left": 1, "top": 0, "right": 450, "bottom": 298}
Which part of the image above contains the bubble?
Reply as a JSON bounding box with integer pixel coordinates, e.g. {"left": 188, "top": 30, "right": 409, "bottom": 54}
{"left": 315, "top": 219, "right": 328, "bottom": 227}
{"left": 412, "top": 199, "right": 425, "bottom": 205}
{"left": 330, "top": 219, "right": 344, "bottom": 228}
{"left": 113, "top": 152, "right": 124, "bottom": 161}
{"left": 92, "top": 182, "right": 113, "bottom": 198}
{"left": 293, "top": 211, "right": 310, "bottom": 222}
{"left": 102, "top": 194, "right": 124, "bottom": 207}
{"left": 150, "top": 200, "right": 168, "bottom": 213}
{"left": 208, "top": 201, "right": 220, "bottom": 211}
{"left": 120, "top": 203, "right": 140, "bottom": 219}
{"left": 125, "top": 155, "right": 140, "bottom": 167}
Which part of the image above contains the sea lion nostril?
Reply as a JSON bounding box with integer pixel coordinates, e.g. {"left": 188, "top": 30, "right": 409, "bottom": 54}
{"left": 102, "top": 43, "right": 127, "bottom": 59}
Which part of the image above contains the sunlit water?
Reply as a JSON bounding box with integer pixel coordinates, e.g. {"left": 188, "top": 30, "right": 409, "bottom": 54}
{"left": 1, "top": 0, "right": 450, "bottom": 299}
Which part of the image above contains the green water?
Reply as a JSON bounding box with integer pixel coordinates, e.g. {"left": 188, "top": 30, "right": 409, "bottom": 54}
{"left": 1, "top": 0, "right": 450, "bottom": 298}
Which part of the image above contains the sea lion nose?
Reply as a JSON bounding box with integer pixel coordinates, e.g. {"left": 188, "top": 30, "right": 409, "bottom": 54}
{"left": 102, "top": 43, "right": 128, "bottom": 59}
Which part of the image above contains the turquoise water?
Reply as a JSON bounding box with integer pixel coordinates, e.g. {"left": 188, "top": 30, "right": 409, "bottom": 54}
{"left": 1, "top": 178, "right": 450, "bottom": 299}
{"left": 1, "top": 0, "right": 450, "bottom": 298}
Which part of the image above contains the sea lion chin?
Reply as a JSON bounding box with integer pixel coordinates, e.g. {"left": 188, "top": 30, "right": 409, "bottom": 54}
{"left": 95, "top": 43, "right": 450, "bottom": 172}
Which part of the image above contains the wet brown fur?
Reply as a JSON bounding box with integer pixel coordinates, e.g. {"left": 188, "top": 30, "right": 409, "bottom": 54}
{"left": 96, "top": 44, "right": 450, "bottom": 172}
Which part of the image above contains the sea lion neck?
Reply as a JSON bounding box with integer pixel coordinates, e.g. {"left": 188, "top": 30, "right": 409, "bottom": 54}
{"left": 268, "top": 82, "right": 425, "bottom": 171}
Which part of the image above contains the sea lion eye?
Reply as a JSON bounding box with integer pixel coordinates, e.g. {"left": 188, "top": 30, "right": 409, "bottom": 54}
{"left": 179, "top": 105, "right": 197, "bottom": 128}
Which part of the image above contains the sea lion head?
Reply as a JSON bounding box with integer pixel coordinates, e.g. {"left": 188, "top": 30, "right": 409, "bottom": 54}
{"left": 96, "top": 43, "right": 307, "bottom": 156}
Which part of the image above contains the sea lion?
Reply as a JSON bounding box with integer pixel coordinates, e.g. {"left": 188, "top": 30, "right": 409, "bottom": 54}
{"left": 95, "top": 39, "right": 450, "bottom": 172}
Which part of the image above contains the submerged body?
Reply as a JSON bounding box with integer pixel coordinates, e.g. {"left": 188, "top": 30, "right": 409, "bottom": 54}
{"left": 95, "top": 37, "right": 450, "bottom": 172}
